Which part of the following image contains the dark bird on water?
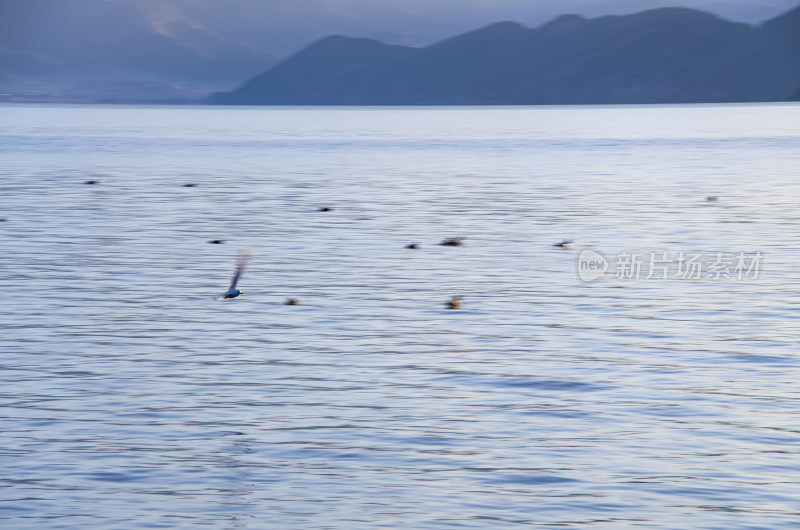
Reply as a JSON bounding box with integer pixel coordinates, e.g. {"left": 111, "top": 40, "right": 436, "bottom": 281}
{"left": 440, "top": 237, "right": 464, "bottom": 247}
{"left": 84, "top": 180, "right": 98, "bottom": 185}
{"left": 318, "top": 207, "right": 332, "bottom": 212}
{"left": 284, "top": 298, "right": 300, "bottom": 305}
{"left": 183, "top": 183, "right": 197, "bottom": 187}
{"left": 219, "top": 248, "right": 251, "bottom": 300}
{"left": 447, "top": 296, "right": 462, "bottom": 310}
{"left": 209, "top": 240, "right": 224, "bottom": 244}
{"left": 406, "top": 243, "right": 419, "bottom": 249}
{"left": 553, "top": 240, "right": 574, "bottom": 248}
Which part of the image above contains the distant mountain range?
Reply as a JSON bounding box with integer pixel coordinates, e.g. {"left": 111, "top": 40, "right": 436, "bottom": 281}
{"left": 211, "top": 5, "right": 800, "bottom": 105}
{"left": 2, "top": 0, "right": 687, "bottom": 102}
{"left": 1, "top": 1, "right": 797, "bottom": 104}
{"left": 0, "top": 0, "right": 277, "bottom": 102}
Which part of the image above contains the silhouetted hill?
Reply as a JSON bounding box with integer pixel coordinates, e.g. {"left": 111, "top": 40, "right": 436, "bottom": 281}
{"left": 755, "top": 5, "right": 800, "bottom": 99}
{"left": 210, "top": 5, "right": 800, "bottom": 105}
{"left": 213, "top": 36, "right": 416, "bottom": 105}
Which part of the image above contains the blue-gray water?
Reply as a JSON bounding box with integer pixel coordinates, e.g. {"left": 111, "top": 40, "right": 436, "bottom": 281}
{"left": 1, "top": 103, "right": 800, "bottom": 529}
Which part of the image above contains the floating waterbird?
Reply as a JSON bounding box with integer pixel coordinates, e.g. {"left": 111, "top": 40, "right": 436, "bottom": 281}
{"left": 553, "top": 240, "right": 574, "bottom": 248}
{"left": 209, "top": 240, "right": 224, "bottom": 244}
{"left": 183, "top": 183, "right": 197, "bottom": 187}
{"left": 406, "top": 243, "right": 420, "bottom": 249}
{"left": 84, "top": 180, "right": 98, "bottom": 185}
{"left": 706, "top": 196, "right": 719, "bottom": 202}
{"left": 284, "top": 298, "right": 300, "bottom": 306}
{"left": 440, "top": 237, "right": 464, "bottom": 247}
{"left": 219, "top": 248, "right": 251, "bottom": 300}
{"left": 447, "top": 296, "right": 462, "bottom": 310}
{"left": 318, "top": 207, "right": 332, "bottom": 212}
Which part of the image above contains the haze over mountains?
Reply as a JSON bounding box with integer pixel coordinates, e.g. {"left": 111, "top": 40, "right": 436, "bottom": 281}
{"left": 212, "top": 5, "right": 800, "bottom": 105}
{"left": 1, "top": 0, "right": 798, "bottom": 103}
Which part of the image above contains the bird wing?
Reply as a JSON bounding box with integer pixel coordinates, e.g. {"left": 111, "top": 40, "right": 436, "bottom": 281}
{"left": 227, "top": 248, "right": 251, "bottom": 290}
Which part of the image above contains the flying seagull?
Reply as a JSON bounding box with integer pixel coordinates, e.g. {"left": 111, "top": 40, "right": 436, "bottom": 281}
{"left": 219, "top": 248, "right": 251, "bottom": 300}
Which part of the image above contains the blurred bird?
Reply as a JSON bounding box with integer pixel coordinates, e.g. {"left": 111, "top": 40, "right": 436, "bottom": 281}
{"left": 440, "top": 237, "right": 464, "bottom": 246}
{"left": 284, "top": 298, "right": 300, "bottom": 305}
{"left": 553, "top": 240, "right": 573, "bottom": 248}
{"left": 706, "top": 196, "right": 719, "bottom": 202}
{"left": 406, "top": 243, "right": 420, "bottom": 249}
{"left": 219, "top": 248, "right": 251, "bottom": 300}
{"left": 447, "top": 296, "right": 462, "bottom": 310}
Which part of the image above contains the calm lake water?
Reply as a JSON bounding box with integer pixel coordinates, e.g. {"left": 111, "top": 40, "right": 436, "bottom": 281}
{"left": 1, "top": 103, "right": 800, "bottom": 529}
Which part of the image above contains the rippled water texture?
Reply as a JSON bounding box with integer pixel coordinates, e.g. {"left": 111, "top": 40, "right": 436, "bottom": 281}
{"left": 1, "top": 103, "right": 800, "bottom": 528}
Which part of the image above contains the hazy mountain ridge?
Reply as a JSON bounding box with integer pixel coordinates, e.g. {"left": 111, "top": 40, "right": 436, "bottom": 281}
{"left": 211, "top": 5, "right": 800, "bottom": 105}
{"left": 1, "top": 0, "right": 797, "bottom": 102}
{"left": 0, "top": 0, "right": 278, "bottom": 102}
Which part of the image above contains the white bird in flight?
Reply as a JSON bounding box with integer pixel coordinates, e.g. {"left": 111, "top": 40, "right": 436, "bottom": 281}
{"left": 219, "top": 248, "right": 251, "bottom": 300}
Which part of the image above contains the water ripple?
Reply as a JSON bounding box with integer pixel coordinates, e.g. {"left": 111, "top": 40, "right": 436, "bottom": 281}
{"left": 1, "top": 103, "right": 800, "bottom": 528}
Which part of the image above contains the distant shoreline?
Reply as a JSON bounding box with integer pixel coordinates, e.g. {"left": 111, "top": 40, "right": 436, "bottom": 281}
{"left": 2, "top": 99, "right": 799, "bottom": 108}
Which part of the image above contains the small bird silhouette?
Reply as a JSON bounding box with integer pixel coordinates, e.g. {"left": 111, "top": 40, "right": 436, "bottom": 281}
{"left": 406, "top": 243, "right": 419, "bottom": 249}
{"left": 318, "top": 207, "right": 332, "bottom": 212}
{"left": 440, "top": 237, "right": 464, "bottom": 246}
{"left": 219, "top": 248, "right": 251, "bottom": 300}
{"left": 284, "top": 298, "right": 300, "bottom": 305}
{"left": 553, "top": 240, "right": 573, "bottom": 248}
{"left": 447, "top": 296, "right": 462, "bottom": 309}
